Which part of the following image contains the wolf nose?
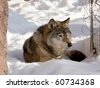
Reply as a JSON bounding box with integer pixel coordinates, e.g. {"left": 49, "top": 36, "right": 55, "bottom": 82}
{"left": 68, "top": 43, "right": 72, "bottom": 47}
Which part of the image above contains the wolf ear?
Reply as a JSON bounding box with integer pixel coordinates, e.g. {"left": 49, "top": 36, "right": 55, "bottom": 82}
{"left": 48, "top": 19, "right": 58, "bottom": 29}
{"left": 62, "top": 17, "right": 70, "bottom": 26}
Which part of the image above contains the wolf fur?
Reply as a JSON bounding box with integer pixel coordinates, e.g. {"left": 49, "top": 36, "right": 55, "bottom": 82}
{"left": 23, "top": 18, "right": 86, "bottom": 62}
{"left": 64, "top": 50, "right": 86, "bottom": 62}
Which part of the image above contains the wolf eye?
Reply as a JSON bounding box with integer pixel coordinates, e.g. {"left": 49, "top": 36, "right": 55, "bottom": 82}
{"left": 58, "top": 33, "right": 63, "bottom": 38}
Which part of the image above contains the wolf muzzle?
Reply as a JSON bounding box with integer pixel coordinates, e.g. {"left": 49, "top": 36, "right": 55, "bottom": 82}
{"left": 68, "top": 43, "right": 72, "bottom": 47}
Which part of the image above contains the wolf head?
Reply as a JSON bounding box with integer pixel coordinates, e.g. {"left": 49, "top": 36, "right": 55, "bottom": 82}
{"left": 43, "top": 18, "right": 72, "bottom": 56}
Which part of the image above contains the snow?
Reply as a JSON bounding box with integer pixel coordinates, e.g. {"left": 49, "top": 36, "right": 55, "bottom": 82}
{"left": 8, "top": 0, "right": 100, "bottom": 75}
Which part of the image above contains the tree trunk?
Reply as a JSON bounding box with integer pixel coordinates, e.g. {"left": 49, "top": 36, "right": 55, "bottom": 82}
{"left": 0, "top": 0, "right": 8, "bottom": 75}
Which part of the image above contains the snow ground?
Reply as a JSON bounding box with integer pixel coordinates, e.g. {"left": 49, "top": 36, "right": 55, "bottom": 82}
{"left": 8, "top": 0, "right": 100, "bottom": 75}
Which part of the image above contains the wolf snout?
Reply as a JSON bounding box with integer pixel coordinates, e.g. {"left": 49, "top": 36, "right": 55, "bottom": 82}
{"left": 68, "top": 43, "right": 72, "bottom": 47}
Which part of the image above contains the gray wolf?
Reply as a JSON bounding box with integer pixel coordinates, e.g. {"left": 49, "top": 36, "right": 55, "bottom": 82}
{"left": 23, "top": 18, "right": 86, "bottom": 62}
